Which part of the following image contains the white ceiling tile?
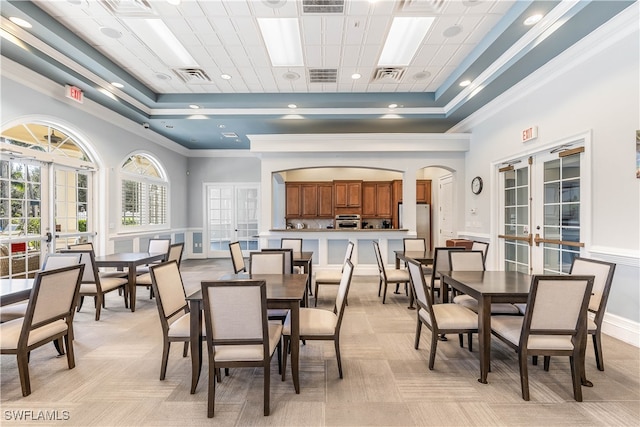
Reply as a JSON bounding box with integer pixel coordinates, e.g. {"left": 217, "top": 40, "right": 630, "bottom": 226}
{"left": 322, "top": 16, "right": 345, "bottom": 45}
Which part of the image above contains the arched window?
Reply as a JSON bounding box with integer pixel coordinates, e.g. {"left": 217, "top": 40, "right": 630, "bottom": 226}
{"left": 120, "top": 153, "right": 168, "bottom": 230}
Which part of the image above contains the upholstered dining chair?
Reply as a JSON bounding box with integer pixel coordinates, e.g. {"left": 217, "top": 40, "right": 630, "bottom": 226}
{"left": 373, "top": 241, "right": 411, "bottom": 304}
{"left": 136, "top": 238, "right": 171, "bottom": 275}
{"left": 428, "top": 247, "right": 465, "bottom": 302}
{"left": 401, "top": 237, "right": 431, "bottom": 285}
{"left": 280, "top": 238, "right": 303, "bottom": 254}
{"left": 69, "top": 242, "right": 127, "bottom": 279}
{"left": 249, "top": 252, "right": 285, "bottom": 275}
{"left": 61, "top": 249, "right": 129, "bottom": 321}
{"left": 0, "top": 264, "right": 84, "bottom": 396}
{"left": 229, "top": 241, "right": 246, "bottom": 273}
{"left": 490, "top": 275, "right": 594, "bottom": 401}
{"left": 407, "top": 258, "right": 477, "bottom": 370}
{"left": 282, "top": 260, "right": 354, "bottom": 380}
{"left": 450, "top": 251, "right": 521, "bottom": 315}
{"left": 201, "top": 279, "right": 282, "bottom": 418}
{"left": 0, "top": 253, "right": 81, "bottom": 323}
{"left": 137, "top": 243, "right": 185, "bottom": 298}
{"left": 261, "top": 248, "right": 295, "bottom": 273}
{"left": 471, "top": 241, "right": 490, "bottom": 260}
{"left": 149, "top": 259, "right": 201, "bottom": 380}
{"left": 313, "top": 241, "right": 354, "bottom": 307}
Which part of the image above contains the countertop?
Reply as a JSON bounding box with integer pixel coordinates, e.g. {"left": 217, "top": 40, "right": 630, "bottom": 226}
{"left": 269, "top": 228, "right": 408, "bottom": 232}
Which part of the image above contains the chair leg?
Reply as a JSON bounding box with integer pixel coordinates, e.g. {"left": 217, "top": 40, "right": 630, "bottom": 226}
{"left": 77, "top": 296, "right": 84, "bottom": 312}
{"left": 377, "top": 278, "right": 382, "bottom": 297}
{"left": 428, "top": 329, "right": 438, "bottom": 370}
{"left": 394, "top": 283, "right": 400, "bottom": 294}
{"left": 17, "top": 352, "right": 31, "bottom": 397}
{"left": 334, "top": 338, "right": 343, "bottom": 379}
{"left": 532, "top": 355, "right": 538, "bottom": 365}
{"left": 467, "top": 332, "right": 473, "bottom": 353}
{"left": 314, "top": 282, "right": 320, "bottom": 307}
{"left": 277, "top": 339, "right": 282, "bottom": 375}
{"left": 281, "top": 337, "right": 289, "bottom": 381}
{"left": 382, "top": 282, "right": 388, "bottom": 304}
{"left": 543, "top": 356, "right": 550, "bottom": 371}
{"left": 54, "top": 338, "right": 65, "bottom": 355}
{"left": 183, "top": 341, "right": 189, "bottom": 357}
{"left": 592, "top": 331, "right": 604, "bottom": 371}
{"left": 160, "top": 341, "right": 170, "bottom": 380}
{"left": 458, "top": 334, "right": 464, "bottom": 348}
{"left": 207, "top": 359, "right": 216, "bottom": 418}
{"left": 64, "top": 333, "right": 75, "bottom": 370}
{"left": 414, "top": 319, "right": 422, "bottom": 349}
{"left": 570, "top": 354, "right": 583, "bottom": 402}
{"left": 263, "top": 362, "right": 270, "bottom": 416}
{"left": 95, "top": 295, "right": 102, "bottom": 321}
{"left": 519, "top": 351, "right": 530, "bottom": 401}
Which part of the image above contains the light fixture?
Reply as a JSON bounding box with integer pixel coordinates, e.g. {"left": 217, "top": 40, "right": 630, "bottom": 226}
{"left": 257, "top": 18, "right": 304, "bottom": 67}
{"left": 459, "top": 80, "right": 471, "bottom": 87}
{"left": 524, "top": 14, "right": 543, "bottom": 26}
{"left": 9, "top": 17, "right": 32, "bottom": 28}
{"left": 167, "top": 0, "right": 181, "bottom": 5}
{"left": 111, "top": 82, "right": 124, "bottom": 88}
{"left": 220, "top": 74, "right": 232, "bottom": 80}
{"left": 388, "top": 104, "right": 398, "bottom": 109}
{"left": 189, "top": 104, "right": 200, "bottom": 109}
{"left": 288, "top": 104, "right": 297, "bottom": 109}
{"left": 378, "top": 17, "right": 435, "bottom": 66}
{"left": 351, "top": 73, "right": 362, "bottom": 80}
{"left": 122, "top": 18, "right": 197, "bottom": 67}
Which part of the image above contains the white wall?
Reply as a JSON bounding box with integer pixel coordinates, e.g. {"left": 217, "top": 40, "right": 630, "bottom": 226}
{"left": 459, "top": 7, "right": 640, "bottom": 333}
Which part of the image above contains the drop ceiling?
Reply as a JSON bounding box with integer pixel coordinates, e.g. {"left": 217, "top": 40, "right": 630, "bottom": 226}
{"left": 0, "top": 0, "right": 634, "bottom": 150}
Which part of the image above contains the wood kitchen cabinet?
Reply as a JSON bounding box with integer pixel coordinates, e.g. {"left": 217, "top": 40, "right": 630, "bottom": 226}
{"left": 286, "top": 182, "right": 333, "bottom": 218}
{"left": 334, "top": 181, "right": 361, "bottom": 208}
{"left": 416, "top": 180, "right": 432, "bottom": 204}
{"left": 362, "top": 182, "right": 392, "bottom": 218}
{"left": 286, "top": 183, "right": 302, "bottom": 218}
{"left": 317, "top": 183, "right": 334, "bottom": 217}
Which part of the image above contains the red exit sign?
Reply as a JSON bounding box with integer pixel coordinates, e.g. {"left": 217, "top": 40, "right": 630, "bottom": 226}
{"left": 65, "top": 85, "right": 84, "bottom": 103}
{"left": 521, "top": 126, "right": 538, "bottom": 142}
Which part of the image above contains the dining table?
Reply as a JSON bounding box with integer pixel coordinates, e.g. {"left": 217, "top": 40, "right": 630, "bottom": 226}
{"left": 185, "top": 272, "right": 308, "bottom": 395}
{"left": 394, "top": 250, "right": 434, "bottom": 309}
{"left": 93, "top": 252, "right": 166, "bottom": 312}
{"left": 0, "top": 278, "right": 34, "bottom": 306}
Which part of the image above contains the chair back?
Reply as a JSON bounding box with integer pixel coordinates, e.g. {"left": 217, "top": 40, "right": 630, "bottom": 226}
{"left": 68, "top": 242, "right": 93, "bottom": 251}
{"left": 520, "top": 275, "right": 594, "bottom": 349}
{"left": 449, "top": 250, "right": 485, "bottom": 271}
{"left": 281, "top": 238, "right": 303, "bottom": 255}
{"left": 570, "top": 257, "right": 616, "bottom": 316}
{"left": 148, "top": 238, "right": 171, "bottom": 259}
{"left": 431, "top": 247, "right": 465, "bottom": 283}
{"left": 149, "top": 261, "right": 188, "bottom": 330}
{"left": 249, "top": 252, "right": 285, "bottom": 274}
{"left": 167, "top": 243, "right": 184, "bottom": 266}
{"left": 61, "top": 249, "right": 100, "bottom": 285}
{"left": 342, "top": 241, "right": 355, "bottom": 272}
{"left": 407, "top": 258, "right": 435, "bottom": 320}
{"left": 471, "top": 241, "right": 489, "bottom": 260}
{"left": 334, "top": 260, "right": 354, "bottom": 328}
{"left": 22, "top": 264, "right": 84, "bottom": 334}
{"left": 372, "top": 241, "right": 387, "bottom": 281}
{"left": 42, "top": 253, "right": 81, "bottom": 270}
{"left": 201, "top": 280, "right": 268, "bottom": 351}
{"left": 229, "top": 241, "right": 246, "bottom": 273}
{"left": 403, "top": 238, "right": 426, "bottom": 252}
{"left": 261, "top": 248, "right": 294, "bottom": 273}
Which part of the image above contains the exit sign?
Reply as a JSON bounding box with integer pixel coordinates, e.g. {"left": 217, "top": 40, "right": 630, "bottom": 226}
{"left": 65, "top": 85, "right": 84, "bottom": 103}
{"left": 521, "top": 126, "right": 538, "bottom": 142}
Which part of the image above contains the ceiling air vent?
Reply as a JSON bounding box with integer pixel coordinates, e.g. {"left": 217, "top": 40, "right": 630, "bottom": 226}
{"left": 398, "top": 0, "right": 444, "bottom": 13}
{"left": 173, "top": 68, "right": 214, "bottom": 84}
{"left": 99, "top": 0, "right": 156, "bottom": 17}
{"left": 309, "top": 68, "right": 337, "bottom": 83}
{"left": 221, "top": 132, "right": 239, "bottom": 138}
{"left": 302, "top": 0, "right": 345, "bottom": 14}
{"left": 372, "top": 67, "right": 406, "bottom": 82}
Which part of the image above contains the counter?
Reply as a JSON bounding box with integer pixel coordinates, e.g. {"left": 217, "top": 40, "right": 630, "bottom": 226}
{"left": 269, "top": 228, "right": 408, "bottom": 232}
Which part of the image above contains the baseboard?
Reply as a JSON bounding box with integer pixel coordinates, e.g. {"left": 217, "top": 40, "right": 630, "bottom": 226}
{"left": 602, "top": 312, "right": 640, "bottom": 348}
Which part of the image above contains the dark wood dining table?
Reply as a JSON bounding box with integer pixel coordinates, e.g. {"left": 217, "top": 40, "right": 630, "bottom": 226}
{"left": 394, "top": 250, "right": 434, "bottom": 309}
{"left": 94, "top": 252, "right": 166, "bottom": 312}
{"left": 0, "top": 278, "right": 34, "bottom": 306}
{"left": 185, "top": 273, "right": 308, "bottom": 395}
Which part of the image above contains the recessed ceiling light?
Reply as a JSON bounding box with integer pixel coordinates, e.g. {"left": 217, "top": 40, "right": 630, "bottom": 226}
{"left": 155, "top": 73, "right": 172, "bottom": 81}
{"left": 413, "top": 71, "right": 431, "bottom": 80}
{"left": 189, "top": 104, "right": 200, "bottom": 109}
{"left": 524, "top": 14, "right": 543, "bottom": 26}
{"left": 100, "top": 26, "right": 122, "bottom": 39}
{"left": 288, "top": 104, "right": 297, "bottom": 109}
{"left": 9, "top": 17, "right": 32, "bottom": 28}
{"left": 111, "top": 82, "right": 124, "bottom": 88}
{"left": 218, "top": 124, "right": 226, "bottom": 129}
{"left": 165, "top": 124, "right": 174, "bottom": 129}
{"left": 459, "top": 80, "right": 471, "bottom": 87}
{"left": 283, "top": 71, "right": 300, "bottom": 80}
{"left": 351, "top": 73, "right": 362, "bottom": 80}
{"left": 167, "top": 0, "right": 181, "bottom": 5}
{"left": 443, "top": 25, "right": 462, "bottom": 38}
{"left": 388, "top": 104, "right": 398, "bottom": 109}
{"left": 220, "top": 74, "right": 232, "bottom": 80}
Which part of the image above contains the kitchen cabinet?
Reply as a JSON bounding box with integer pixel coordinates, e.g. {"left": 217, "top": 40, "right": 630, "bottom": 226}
{"left": 317, "top": 183, "right": 334, "bottom": 217}
{"left": 286, "top": 182, "right": 334, "bottom": 218}
{"left": 416, "top": 180, "right": 432, "bottom": 204}
{"left": 334, "top": 181, "right": 361, "bottom": 208}
{"left": 362, "top": 182, "right": 392, "bottom": 218}
{"left": 286, "top": 183, "right": 302, "bottom": 218}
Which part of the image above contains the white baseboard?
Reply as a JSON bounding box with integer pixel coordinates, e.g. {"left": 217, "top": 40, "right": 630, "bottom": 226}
{"left": 602, "top": 312, "right": 640, "bottom": 348}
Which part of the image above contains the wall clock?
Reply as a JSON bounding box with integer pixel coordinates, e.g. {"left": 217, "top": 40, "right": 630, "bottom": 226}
{"left": 471, "top": 176, "right": 483, "bottom": 195}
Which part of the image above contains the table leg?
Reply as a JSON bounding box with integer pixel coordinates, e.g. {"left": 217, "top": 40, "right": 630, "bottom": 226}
{"left": 128, "top": 266, "right": 137, "bottom": 312}
{"left": 307, "top": 260, "right": 313, "bottom": 297}
{"left": 189, "top": 300, "right": 203, "bottom": 394}
{"left": 478, "top": 296, "right": 491, "bottom": 384}
{"left": 290, "top": 302, "right": 300, "bottom": 394}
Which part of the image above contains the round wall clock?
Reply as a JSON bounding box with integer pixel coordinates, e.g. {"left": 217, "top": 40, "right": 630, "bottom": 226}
{"left": 471, "top": 176, "right": 483, "bottom": 194}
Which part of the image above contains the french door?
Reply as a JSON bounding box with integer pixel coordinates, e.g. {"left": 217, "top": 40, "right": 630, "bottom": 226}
{"left": 205, "top": 183, "right": 259, "bottom": 258}
{"left": 499, "top": 140, "right": 586, "bottom": 274}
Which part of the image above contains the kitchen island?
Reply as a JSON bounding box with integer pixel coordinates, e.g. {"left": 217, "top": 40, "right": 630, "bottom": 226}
{"left": 261, "top": 228, "right": 414, "bottom": 275}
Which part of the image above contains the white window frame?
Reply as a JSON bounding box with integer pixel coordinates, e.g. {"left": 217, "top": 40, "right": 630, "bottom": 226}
{"left": 118, "top": 152, "right": 169, "bottom": 233}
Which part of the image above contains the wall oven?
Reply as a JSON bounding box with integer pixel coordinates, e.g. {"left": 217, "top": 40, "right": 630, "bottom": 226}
{"left": 335, "top": 214, "right": 361, "bottom": 229}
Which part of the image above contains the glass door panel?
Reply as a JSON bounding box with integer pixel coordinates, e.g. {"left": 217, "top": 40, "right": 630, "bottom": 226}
{"left": 502, "top": 164, "right": 530, "bottom": 273}
{"left": 53, "top": 166, "right": 93, "bottom": 251}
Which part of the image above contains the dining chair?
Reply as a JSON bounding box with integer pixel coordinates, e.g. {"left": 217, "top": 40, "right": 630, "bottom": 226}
{"left": 471, "top": 241, "right": 490, "bottom": 261}
{"left": 136, "top": 238, "right": 171, "bottom": 274}
{"left": 401, "top": 237, "right": 431, "bottom": 284}
{"left": 249, "top": 252, "right": 285, "bottom": 275}
{"left": 313, "top": 241, "right": 354, "bottom": 307}
{"left": 261, "top": 248, "right": 295, "bottom": 273}
{"left": 137, "top": 243, "right": 185, "bottom": 298}
{"left": 450, "top": 251, "right": 521, "bottom": 315}
{"left": 428, "top": 247, "right": 465, "bottom": 302}
{"left": 280, "top": 238, "right": 303, "bottom": 254}
{"left": 373, "top": 241, "right": 411, "bottom": 304}
{"left": 61, "top": 249, "right": 129, "bottom": 321}
{"left": 229, "top": 241, "right": 246, "bottom": 273}
{"left": 201, "top": 279, "right": 281, "bottom": 417}
{"left": 0, "top": 264, "right": 84, "bottom": 396}
{"left": 407, "top": 258, "right": 477, "bottom": 370}
{"left": 149, "top": 259, "right": 201, "bottom": 380}
{"left": 282, "top": 260, "right": 354, "bottom": 380}
{"left": 0, "top": 253, "right": 82, "bottom": 324}
{"left": 69, "top": 242, "right": 127, "bottom": 279}
{"left": 491, "top": 275, "right": 594, "bottom": 401}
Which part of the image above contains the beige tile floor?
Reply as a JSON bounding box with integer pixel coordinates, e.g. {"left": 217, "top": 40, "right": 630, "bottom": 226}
{"left": 1, "top": 259, "right": 639, "bottom": 426}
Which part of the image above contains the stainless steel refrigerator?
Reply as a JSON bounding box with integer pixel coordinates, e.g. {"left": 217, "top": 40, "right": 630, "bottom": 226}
{"left": 399, "top": 203, "right": 431, "bottom": 249}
